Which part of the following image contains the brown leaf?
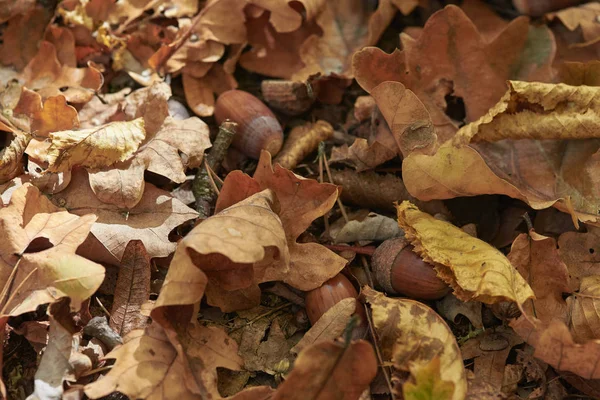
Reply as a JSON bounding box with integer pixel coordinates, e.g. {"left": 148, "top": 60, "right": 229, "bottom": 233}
{"left": 291, "top": 297, "right": 356, "bottom": 355}
{"left": 55, "top": 168, "right": 198, "bottom": 261}
{"left": 397, "top": 201, "right": 535, "bottom": 305}
{"left": 0, "top": 7, "right": 50, "bottom": 70}
{"left": 30, "top": 95, "right": 79, "bottom": 138}
{"left": 363, "top": 287, "right": 467, "bottom": 400}
{"left": 0, "top": 132, "right": 29, "bottom": 184}
{"left": 507, "top": 232, "right": 571, "bottom": 323}
{"left": 547, "top": 3, "right": 600, "bottom": 46}
{"left": 0, "top": 183, "right": 105, "bottom": 317}
{"left": 354, "top": 5, "right": 555, "bottom": 141}
{"left": 567, "top": 276, "right": 600, "bottom": 342}
{"left": 559, "top": 60, "right": 600, "bottom": 86}
{"left": 110, "top": 240, "right": 151, "bottom": 337}
{"left": 0, "top": 0, "right": 35, "bottom": 23}
{"left": 273, "top": 338, "right": 377, "bottom": 400}
{"left": 558, "top": 227, "right": 600, "bottom": 291}
{"left": 183, "top": 65, "right": 237, "bottom": 117}
{"left": 330, "top": 139, "right": 397, "bottom": 172}
{"left": 84, "top": 321, "right": 243, "bottom": 399}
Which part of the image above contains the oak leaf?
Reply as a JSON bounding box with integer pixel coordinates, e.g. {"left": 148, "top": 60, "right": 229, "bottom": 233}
{"left": 84, "top": 321, "right": 243, "bottom": 400}
{"left": 547, "top": 3, "right": 600, "bottom": 46}
{"left": 397, "top": 201, "right": 535, "bottom": 305}
{"left": 0, "top": 183, "right": 105, "bottom": 318}
{"left": 0, "top": 7, "right": 50, "bottom": 70}
{"left": 30, "top": 95, "right": 79, "bottom": 138}
{"left": 363, "top": 287, "right": 467, "bottom": 400}
{"left": 54, "top": 168, "right": 198, "bottom": 262}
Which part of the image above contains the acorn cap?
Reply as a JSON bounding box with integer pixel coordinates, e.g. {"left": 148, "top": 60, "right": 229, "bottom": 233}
{"left": 371, "top": 237, "right": 410, "bottom": 294}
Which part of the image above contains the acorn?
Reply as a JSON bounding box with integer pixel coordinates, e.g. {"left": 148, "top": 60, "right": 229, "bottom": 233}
{"left": 372, "top": 238, "right": 449, "bottom": 300}
{"left": 261, "top": 80, "right": 315, "bottom": 116}
{"left": 214, "top": 90, "right": 283, "bottom": 159}
{"left": 304, "top": 273, "right": 366, "bottom": 325}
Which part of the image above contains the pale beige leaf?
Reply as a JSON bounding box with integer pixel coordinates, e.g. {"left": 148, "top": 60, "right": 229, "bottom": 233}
{"left": 110, "top": 240, "right": 151, "bottom": 337}
{"left": 568, "top": 275, "right": 600, "bottom": 342}
{"left": 397, "top": 201, "right": 535, "bottom": 305}
{"left": 0, "top": 132, "right": 29, "bottom": 184}
{"left": 47, "top": 118, "right": 146, "bottom": 172}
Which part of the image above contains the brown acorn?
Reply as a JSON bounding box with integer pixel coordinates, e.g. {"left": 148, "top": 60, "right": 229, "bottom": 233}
{"left": 372, "top": 237, "right": 449, "bottom": 300}
{"left": 304, "top": 273, "right": 366, "bottom": 325}
{"left": 214, "top": 90, "right": 283, "bottom": 159}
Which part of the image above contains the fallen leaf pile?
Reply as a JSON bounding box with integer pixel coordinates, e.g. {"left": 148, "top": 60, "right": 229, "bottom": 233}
{"left": 1, "top": 0, "right": 600, "bottom": 399}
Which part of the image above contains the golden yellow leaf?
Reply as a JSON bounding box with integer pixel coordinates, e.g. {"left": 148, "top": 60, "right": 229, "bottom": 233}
{"left": 396, "top": 201, "right": 535, "bottom": 305}
{"left": 31, "top": 95, "right": 79, "bottom": 137}
{"left": 403, "top": 357, "right": 455, "bottom": 400}
{"left": 46, "top": 118, "right": 146, "bottom": 172}
{"left": 363, "top": 287, "right": 467, "bottom": 400}
{"left": 457, "top": 81, "right": 600, "bottom": 143}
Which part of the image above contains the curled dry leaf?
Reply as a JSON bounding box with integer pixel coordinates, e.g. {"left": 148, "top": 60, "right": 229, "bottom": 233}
{"left": 0, "top": 183, "right": 105, "bottom": 318}
{"left": 84, "top": 321, "right": 243, "bottom": 400}
{"left": 44, "top": 118, "right": 146, "bottom": 172}
{"left": 547, "top": 3, "right": 600, "bottom": 46}
{"left": 274, "top": 120, "right": 334, "bottom": 170}
{"left": 0, "top": 132, "right": 29, "bottom": 184}
{"left": 109, "top": 240, "right": 151, "bottom": 337}
{"left": 331, "top": 211, "right": 403, "bottom": 243}
{"left": 273, "top": 338, "right": 377, "bottom": 400}
{"left": 435, "top": 293, "right": 483, "bottom": 329}
{"left": 363, "top": 287, "right": 467, "bottom": 400}
{"left": 397, "top": 201, "right": 534, "bottom": 305}
{"left": 55, "top": 168, "right": 198, "bottom": 261}
{"left": 568, "top": 276, "right": 600, "bottom": 342}
{"left": 401, "top": 81, "right": 600, "bottom": 225}
{"left": 330, "top": 139, "right": 397, "bottom": 172}
{"left": 291, "top": 297, "right": 356, "bottom": 355}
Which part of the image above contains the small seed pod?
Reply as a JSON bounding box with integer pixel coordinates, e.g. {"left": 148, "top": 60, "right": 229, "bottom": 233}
{"left": 261, "top": 80, "right": 315, "bottom": 116}
{"left": 372, "top": 238, "right": 449, "bottom": 300}
{"left": 304, "top": 273, "right": 365, "bottom": 325}
{"left": 214, "top": 90, "right": 283, "bottom": 159}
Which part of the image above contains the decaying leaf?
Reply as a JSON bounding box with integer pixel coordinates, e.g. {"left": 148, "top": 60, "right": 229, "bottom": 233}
{"left": 558, "top": 226, "right": 600, "bottom": 291}
{"left": 363, "top": 287, "right": 467, "bottom": 400}
{"left": 273, "top": 338, "right": 377, "bottom": 400}
{"left": 110, "top": 240, "right": 151, "bottom": 337}
{"left": 331, "top": 211, "right": 403, "bottom": 243}
{"left": 0, "top": 183, "right": 105, "bottom": 317}
{"left": 568, "top": 276, "right": 600, "bottom": 342}
{"left": 402, "top": 357, "right": 455, "bottom": 400}
{"left": 397, "top": 201, "right": 534, "bottom": 305}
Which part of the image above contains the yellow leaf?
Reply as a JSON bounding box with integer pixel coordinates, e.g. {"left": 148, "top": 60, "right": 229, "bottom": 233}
{"left": 363, "top": 287, "right": 466, "bottom": 400}
{"left": 396, "top": 201, "right": 534, "bottom": 305}
{"left": 403, "top": 357, "right": 455, "bottom": 400}
{"left": 47, "top": 118, "right": 146, "bottom": 172}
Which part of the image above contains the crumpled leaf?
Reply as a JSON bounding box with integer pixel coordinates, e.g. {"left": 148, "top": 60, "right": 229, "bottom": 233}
{"left": 397, "top": 201, "right": 535, "bottom": 305}
{"left": 547, "top": 3, "right": 600, "bottom": 46}
{"left": 402, "top": 81, "right": 600, "bottom": 225}
{"left": 109, "top": 240, "right": 151, "bottom": 337}
{"left": 331, "top": 211, "right": 403, "bottom": 243}
{"left": 330, "top": 139, "right": 397, "bottom": 171}
{"left": 84, "top": 321, "right": 243, "bottom": 400}
{"left": 363, "top": 287, "right": 467, "bottom": 400}
{"left": 353, "top": 5, "right": 555, "bottom": 142}
{"left": 0, "top": 132, "right": 29, "bottom": 184}
{"left": 291, "top": 297, "right": 356, "bottom": 355}
{"left": 43, "top": 118, "right": 145, "bottom": 173}
{"left": 272, "top": 338, "right": 377, "bottom": 400}
{"left": 508, "top": 232, "right": 571, "bottom": 323}
{"left": 0, "top": 183, "right": 105, "bottom": 317}
{"left": 567, "top": 275, "right": 600, "bottom": 342}
{"left": 435, "top": 293, "right": 483, "bottom": 329}
{"left": 54, "top": 168, "right": 198, "bottom": 261}
{"left": 403, "top": 357, "right": 455, "bottom": 400}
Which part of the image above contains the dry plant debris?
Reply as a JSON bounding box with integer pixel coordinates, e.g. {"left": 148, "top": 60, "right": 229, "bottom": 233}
{"left": 0, "top": 0, "right": 599, "bottom": 399}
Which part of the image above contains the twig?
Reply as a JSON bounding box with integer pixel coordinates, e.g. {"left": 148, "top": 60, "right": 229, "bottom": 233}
{"left": 192, "top": 121, "right": 236, "bottom": 217}
{"left": 95, "top": 297, "right": 111, "bottom": 318}
{"left": 364, "top": 303, "right": 395, "bottom": 399}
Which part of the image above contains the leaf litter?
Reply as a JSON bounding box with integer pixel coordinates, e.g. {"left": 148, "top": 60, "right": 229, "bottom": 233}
{"left": 0, "top": 0, "right": 599, "bottom": 399}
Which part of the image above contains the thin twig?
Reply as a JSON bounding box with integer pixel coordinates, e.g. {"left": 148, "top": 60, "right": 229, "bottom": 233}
{"left": 323, "top": 153, "right": 349, "bottom": 223}
{"left": 1, "top": 267, "right": 38, "bottom": 315}
{"left": 0, "top": 257, "right": 22, "bottom": 311}
{"left": 204, "top": 159, "right": 220, "bottom": 195}
{"left": 95, "top": 297, "right": 111, "bottom": 318}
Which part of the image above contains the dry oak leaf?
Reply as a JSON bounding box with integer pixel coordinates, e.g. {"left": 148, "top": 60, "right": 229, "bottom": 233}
{"left": 558, "top": 226, "right": 600, "bottom": 292}
{"left": 272, "top": 337, "right": 377, "bottom": 400}
{"left": 363, "top": 287, "right": 467, "bottom": 400}
{"left": 402, "top": 357, "right": 455, "bottom": 400}
{"left": 153, "top": 188, "right": 289, "bottom": 313}
{"left": 109, "top": 240, "right": 151, "bottom": 337}
{"left": 567, "top": 275, "right": 600, "bottom": 343}
{"left": 507, "top": 232, "right": 571, "bottom": 323}
{"left": 0, "top": 0, "right": 35, "bottom": 23}
{"left": 560, "top": 60, "right": 600, "bottom": 86}
{"left": 85, "top": 321, "right": 243, "bottom": 400}
{"left": 0, "top": 183, "right": 104, "bottom": 317}
{"left": 30, "top": 95, "right": 80, "bottom": 138}
{"left": 510, "top": 317, "right": 600, "bottom": 380}
{"left": 54, "top": 168, "right": 198, "bottom": 261}
{"left": 353, "top": 5, "right": 555, "bottom": 142}
{"left": 401, "top": 81, "right": 600, "bottom": 225}
{"left": 0, "top": 6, "right": 50, "bottom": 70}
{"left": 547, "top": 3, "right": 600, "bottom": 46}
{"left": 330, "top": 139, "right": 397, "bottom": 172}
{"left": 397, "top": 201, "right": 534, "bottom": 305}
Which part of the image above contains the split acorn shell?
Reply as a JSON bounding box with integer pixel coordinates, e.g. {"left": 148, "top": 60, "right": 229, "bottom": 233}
{"left": 372, "top": 237, "right": 450, "bottom": 300}
{"left": 214, "top": 89, "right": 283, "bottom": 159}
